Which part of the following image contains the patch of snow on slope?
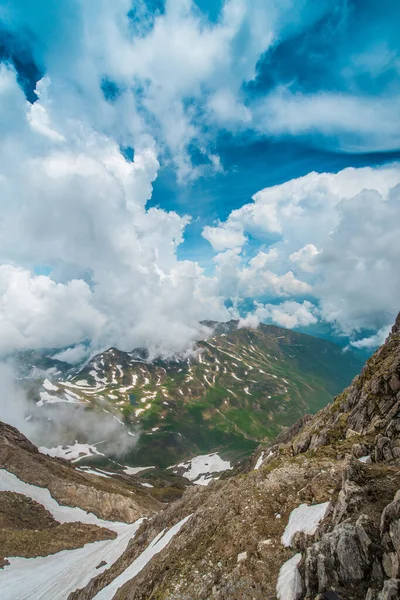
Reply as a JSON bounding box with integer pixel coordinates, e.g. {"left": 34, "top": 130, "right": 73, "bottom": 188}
{"left": 93, "top": 515, "right": 193, "bottom": 599}
{"left": 170, "top": 453, "right": 232, "bottom": 484}
{"left": 39, "top": 442, "right": 104, "bottom": 462}
{"left": 276, "top": 553, "right": 302, "bottom": 600}
{"left": 359, "top": 455, "right": 371, "bottom": 463}
{"left": 124, "top": 466, "right": 155, "bottom": 475}
{"left": 281, "top": 502, "right": 330, "bottom": 547}
{"left": 43, "top": 378, "right": 58, "bottom": 391}
{"left": 254, "top": 452, "right": 264, "bottom": 470}
{"left": 37, "top": 390, "right": 81, "bottom": 407}
{"left": 89, "top": 370, "right": 107, "bottom": 385}
{"left": 0, "top": 518, "right": 144, "bottom": 600}
{"left": 78, "top": 467, "right": 111, "bottom": 478}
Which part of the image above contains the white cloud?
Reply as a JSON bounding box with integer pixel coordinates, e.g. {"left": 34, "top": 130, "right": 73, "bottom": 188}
{"left": 0, "top": 3, "right": 398, "bottom": 358}
{"left": 203, "top": 163, "right": 400, "bottom": 338}
{"left": 0, "top": 266, "right": 104, "bottom": 354}
{"left": 350, "top": 326, "right": 391, "bottom": 350}
{"left": 202, "top": 223, "right": 246, "bottom": 251}
{"left": 251, "top": 300, "right": 318, "bottom": 329}
{"left": 237, "top": 314, "right": 260, "bottom": 330}
{"left": 289, "top": 244, "right": 319, "bottom": 272}
{"left": 256, "top": 89, "right": 400, "bottom": 153}
{"left": 0, "top": 67, "right": 231, "bottom": 358}
{"left": 51, "top": 345, "right": 90, "bottom": 365}
{"left": 0, "top": 0, "right": 348, "bottom": 178}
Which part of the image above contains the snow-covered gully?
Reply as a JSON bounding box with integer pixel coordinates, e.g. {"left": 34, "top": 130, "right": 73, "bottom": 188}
{"left": 0, "top": 469, "right": 192, "bottom": 600}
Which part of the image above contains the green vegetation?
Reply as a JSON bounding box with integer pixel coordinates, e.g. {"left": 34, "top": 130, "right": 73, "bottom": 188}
{"left": 28, "top": 321, "right": 364, "bottom": 468}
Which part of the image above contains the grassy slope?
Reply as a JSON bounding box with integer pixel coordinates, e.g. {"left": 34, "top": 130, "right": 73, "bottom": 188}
{"left": 37, "top": 322, "right": 363, "bottom": 468}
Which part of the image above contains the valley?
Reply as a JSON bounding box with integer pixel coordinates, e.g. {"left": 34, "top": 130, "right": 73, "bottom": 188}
{"left": 19, "top": 321, "right": 364, "bottom": 479}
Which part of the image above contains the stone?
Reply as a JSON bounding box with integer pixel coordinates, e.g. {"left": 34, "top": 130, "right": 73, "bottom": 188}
{"left": 336, "top": 528, "right": 365, "bottom": 582}
{"left": 382, "top": 553, "right": 399, "bottom": 579}
{"left": 346, "top": 429, "right": 361, "bottom": 439}
{"left": 377, "top": 578, "right": 400, "bottom": 600}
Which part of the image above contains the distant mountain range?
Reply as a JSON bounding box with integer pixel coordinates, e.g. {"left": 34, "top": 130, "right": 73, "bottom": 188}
{"left": 17, "top": 320, "right": 364, "bottom": 469}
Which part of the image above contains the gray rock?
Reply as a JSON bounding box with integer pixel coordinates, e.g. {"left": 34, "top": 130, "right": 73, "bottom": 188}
{"left": 377, "top": 578, "right": 400, "bottom": 600}
{"left": 336, "top": 528, "right": 365, "bottom": 582}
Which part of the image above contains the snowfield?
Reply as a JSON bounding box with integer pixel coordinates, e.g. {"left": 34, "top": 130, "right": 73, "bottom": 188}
{"left": 281, "top": 502, "right": 330, "bottom": 547}
{"left": 0, "top": 468, "right": 146, "bottom": 600}
{"left": 0, "top": 521, "right": 144, "bottom": 600}
{"left": 169, "top": 453, "right": 232, "bottom": 485}
{"left": 42, "top": 378, "right": 59, "bottom": 392}
{"left": 94, "top": 514, "right": 193, "bottom": 599}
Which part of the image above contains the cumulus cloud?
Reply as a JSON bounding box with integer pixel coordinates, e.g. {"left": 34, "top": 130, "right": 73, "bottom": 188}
{"left": 0, "top": 66, "right": 231, "bottom": 358}
{"left": 350, "top": 326, "right": 391, "bottom": 350}
{"left": 290, "top": 244, "right": 319, "bottom": 273}
{"left": 202, "top": 223, "right": 246, "bottom": 251}
{"left": 0, "top": 1, "right": 398, "bottom": 361}
{"left": 203, "top": 164, "right": 400, "bottom": 338}
{"left": 2, "top": 0, "right": 385, "bottom": 176}
{"left": 251, "top": 301, "right": 318, "bottom": 329}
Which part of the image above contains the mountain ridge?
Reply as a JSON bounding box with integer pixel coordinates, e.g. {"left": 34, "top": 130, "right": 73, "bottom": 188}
{"left": 20, "top": 321, "right": 364, "bottom": 470}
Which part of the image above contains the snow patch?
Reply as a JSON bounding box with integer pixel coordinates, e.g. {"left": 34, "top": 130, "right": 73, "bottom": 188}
{"left": 39, "top": 442, "right": 104, "bottom": 462}
{"left": 43, "top": 378, "right": 58, "bottom": 392}
{"left": 170, "top": 453, "right": 231, "bottom": 484}
{"left": 254, "top": 452, "right": 264, "bottom": 470}
{"left": 0, "top": 515, "right": 144, "bottom": 600}
{"left": 276, "top": 553, "right": 302, "bottom": 600}
{"left": 123, "top": 466, "right": 155, "bottom": 475}
{"left": 281, "top": 502, "right": 329, "bottom": 547}
{"left": 359, "top": 455, "right": 371, "bottom": 463}
{"left": 94, "top": 515, "right": 193, "bottom": 599}
{"left": 0, "top": 469, "right": 128, "bottom": 530}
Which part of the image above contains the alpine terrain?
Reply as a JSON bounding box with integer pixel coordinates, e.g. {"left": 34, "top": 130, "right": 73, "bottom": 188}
{"left": 1, "top": 314, "right": 399, "bottom": 599}
{"left": 18, "top": 321, "right": 363, "bottom": 480}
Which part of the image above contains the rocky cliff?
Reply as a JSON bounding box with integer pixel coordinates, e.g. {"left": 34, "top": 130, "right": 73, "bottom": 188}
{"left": 69, "top": 314, "right": 400, "bottom": 600}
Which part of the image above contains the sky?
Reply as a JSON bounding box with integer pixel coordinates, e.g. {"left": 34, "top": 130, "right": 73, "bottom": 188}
{"left": 0, "top": 0, "right": 399, "bottom": 360}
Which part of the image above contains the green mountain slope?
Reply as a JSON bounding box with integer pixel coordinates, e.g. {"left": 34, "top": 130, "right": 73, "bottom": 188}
{"left": 32, "top": 321, "right": 364, "bottom": 467}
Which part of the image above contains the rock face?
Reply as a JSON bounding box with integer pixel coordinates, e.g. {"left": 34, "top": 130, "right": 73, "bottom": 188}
{"left": 68, "top": 313, "right": 400, "bottom": 600}
{"left": 0, "top": 421, "right": 161, "bottom": 522}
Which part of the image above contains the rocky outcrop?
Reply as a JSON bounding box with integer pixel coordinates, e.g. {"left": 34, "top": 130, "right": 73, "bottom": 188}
{"left": 0, "top": 421, "right": 161, "bottom": 522}
{"left": 289, "top": 321, "right": 400, "bottom": 463}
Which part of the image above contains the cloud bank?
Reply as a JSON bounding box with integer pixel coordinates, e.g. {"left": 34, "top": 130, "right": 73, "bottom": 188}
{"left": 0, "top": 0, "right": 398, "bottom": 358}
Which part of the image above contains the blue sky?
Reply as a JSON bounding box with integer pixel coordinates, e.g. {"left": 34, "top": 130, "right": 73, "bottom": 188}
{"left": 0, "top": 0, "right": 399, "bottom": 358}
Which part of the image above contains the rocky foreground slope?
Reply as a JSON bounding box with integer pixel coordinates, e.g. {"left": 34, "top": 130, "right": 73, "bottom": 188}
{"left": 0, "top": 317, "right": 398, "bottom": 599}
{"left": 67, "top": 316, "right": 400, "bottom": 600}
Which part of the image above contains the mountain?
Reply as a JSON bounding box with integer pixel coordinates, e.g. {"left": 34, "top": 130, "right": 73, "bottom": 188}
{"left": 63, "top": 312, "right": 400, "bottom": 600}
{"left": 24, "top": 321, "right": 364, "bottom": 469}
{"left": 0, "top": 315, "right": 399, "bottom": 599}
